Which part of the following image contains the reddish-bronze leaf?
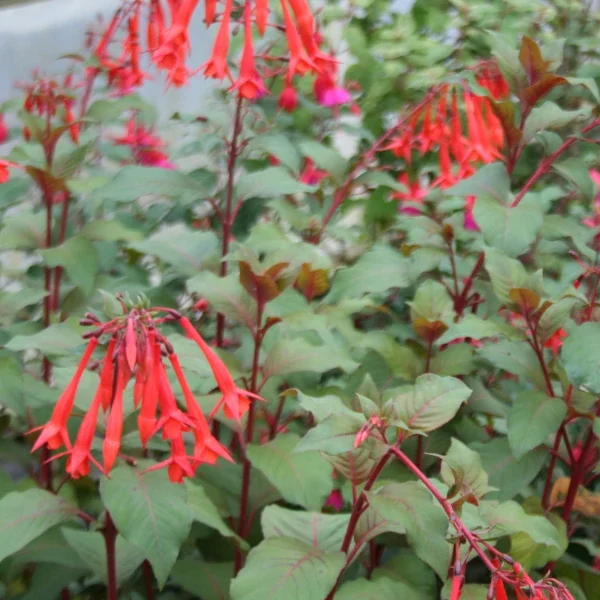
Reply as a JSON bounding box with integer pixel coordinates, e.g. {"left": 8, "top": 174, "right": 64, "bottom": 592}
{"left": 509, "top": 287, "right": 541, "bottom": 313}
{"left": 413, "top": 317, "right": 448, "bottom": 343}
{"left": 523, "top": 74, "right": 567, "bottom": 107}
{"left": 518, "top": 36, "right": 550, "bottom": 85}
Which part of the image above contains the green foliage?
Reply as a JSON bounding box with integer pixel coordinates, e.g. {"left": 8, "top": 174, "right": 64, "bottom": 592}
{"left": 2, "top": 0, "right": 600, "bottom": 598}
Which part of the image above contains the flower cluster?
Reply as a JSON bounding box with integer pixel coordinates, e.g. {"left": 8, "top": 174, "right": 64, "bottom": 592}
{"left": 111, "top": 117, "right": 175, "bottom": 168}
{"left": 30, "top": 302, "right": 261, "bottom": 483}
{"left": 18, "top": 72, "right": 80, "bottom": 144}
{"left": 385, "top": 61, "right": 509, "bottom": 229}
{"left": 86, "top": 0, "right": 328, "bottom": 97}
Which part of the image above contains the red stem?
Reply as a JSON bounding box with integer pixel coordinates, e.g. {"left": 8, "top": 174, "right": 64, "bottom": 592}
{"left": 511, "top": 118, "right": 600, "bottom": 208}
{"left": 142, "top": 560, "right": 155, "bottom": 600}
{"left": 213, "top": 95, "right": 245, "bottom": 440}
{"left": 234, "top": 303, "right": 264, "bottom": 574}
{"left": 215, "top": 94, "right": 245, "bottom": 349}
{"left": 325, "top": 450, "right": 393, "bottom": 599}
{"left": 51, "top": 195, "right": 72, "bottom": 313}
{"left": 268, "top": 395, "right": 286, "bottom": 440}
{"left": 103, "top": 512, "right": 118, "bottom": 600}
{"left": 455, "top": 252, "right": 485, "bottom": 316}
{"left": 561, "top": 424, "right": 597, "bottom": 523}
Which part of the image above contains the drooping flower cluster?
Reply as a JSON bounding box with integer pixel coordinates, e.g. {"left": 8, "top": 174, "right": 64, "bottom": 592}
{"left": 111, "top": 117, "right": 175, "bottom": 168}
{"left": 86, "top": 0, "right": 327, "bottom": 96}
{"left": 385, "top": 61, "right": 509, "bottom": 229}
{"left": 30, "top": 302, "right": 262, "bottom": 483}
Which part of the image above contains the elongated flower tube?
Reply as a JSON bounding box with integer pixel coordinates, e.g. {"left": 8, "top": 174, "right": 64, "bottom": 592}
{"left": 31, "top": 338, "right": 99, "bottom": 452}
{"left": 179, "top": 316, "right": 264, "bottom": 421}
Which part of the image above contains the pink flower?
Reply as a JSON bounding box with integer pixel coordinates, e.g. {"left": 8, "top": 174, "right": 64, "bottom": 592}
{"left": 324, "top": 489, "right": 344, "bottom": 512}
{"left": 300, "top": 158, "right": 327, "bottom": 185}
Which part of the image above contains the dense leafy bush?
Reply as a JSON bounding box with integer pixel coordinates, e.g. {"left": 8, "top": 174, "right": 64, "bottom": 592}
{"left": 1, "top": 0, "right": 600, "bottom": 598}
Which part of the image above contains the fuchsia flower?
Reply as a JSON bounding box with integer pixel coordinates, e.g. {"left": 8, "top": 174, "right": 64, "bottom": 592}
{"left": 278, "top": 85, "right": 298, "bottom": 112}
{"left": 0, "top": 114, "right": 8, "bottom": 144}
{"left": 29, "top": 305, "right": 257, "bottom": 484}
{"left": 0, "top": 159, "right": 21, "bottom": 184}
{"left": 112, "top": 118, "right": 174, "bottom": 168}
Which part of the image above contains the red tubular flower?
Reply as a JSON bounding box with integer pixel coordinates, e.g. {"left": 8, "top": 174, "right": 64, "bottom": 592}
{"left": 0, "top": 159, "right": 21, "bottom": 184}
{"left": 281, "top": 0, "right": 317, "bottom": 78}
{"left": 31, "top": 338, "right": 99, "bottom": 452}
{"left": 201, "top": 0, "right": 233, "bottom": 80}
{"left": 543, "top": 328, "right": 568, "bottom": 357}
{"left": 155, "top": 357, "right": 196, "bottom": 439}
{"left": 230, "top": 1, "right": 267, "bottom": 99}
{"left": 179, "top": 317, "right": 263, "bottom": 421}
{"left": 102, "top": 353, "right": 129, "bottom": 473}
{"left": 495, "top": 580, "right": 509, "bottom": 600}
{"left": 168, "top": 352, "right": 233, "bottom": 465}
{"left": 278, "top": 84, "right": 298, "bottom": 112}
{"left": 66, "top": 385, "right": 106, "bottom": 478}
{"left": 138, "top": 334, "right": 159, "bottom": 447}
{"left": 0, "top": 114, "right": 9, "bottom": 144}
{"left": 255, "top": 0, "right": 269, "bottom": 35}
{"left": 144, "top": 434, "right": 195, "bottom": 483}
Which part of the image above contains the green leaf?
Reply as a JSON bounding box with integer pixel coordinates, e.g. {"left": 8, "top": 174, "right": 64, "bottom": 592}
{"left": 440, "top": 439, "right": 492, "bottom": 501}
{"left": 80, "top": 220, "right": 144, "bottom": 242}
{"left": 326, "top": 245, "right": 411, "bottom": 303}
{"left": 429, "top": 345, "right": 475, "bottom": 377}
{"left": 62, "top": 528, "right": 145, "bottom": 584}
{"left": 507, "top": 391, "right": 567, "bottom": 460}
{"left": 12, "top": 527, "right": 87, "bottom": 568}
{"left": 298, "top": 140, "right": 347, "bottom": 182}
{"left": 355, "top": 171, "right": 408, "bottom": 193}
{"left": 296, "top": 390, "right": 357, "bottom": 422}
{"left": 99, "top": 466, "right": 192, "bottom": 587}
{"left": 361, "top": 331, "right": 423, "bottom": 381}
{"left": 372, "top": 551, "right": 437, "bottom": 599}
{"left": 364, "top": 482, "right": 451, "bottom": 578}
{"left": 553, "top": 157, "right": 594, "bottom": 200}
{"left": 230, "top": 537, "right": 345, "bottom": 600}
{"left": 0, "top": 489, "right": 77, "bottom": 562}
{"left": 473, "top": 195, "right": 543, "bottom": 257}
{"left": 437, "top": 314, "right": 520, "bottom": 345}
{"left": 247, "top": 133, "right": 302, "bottom": 174}
{"left": 41, "top": 235, "right": 99, "bottom": 295}
{"left": 0, "top": 288, "right": 48, "bottom": 326}
{"left": 336, "top": 577, "right": 419, "bottom": 599}
{"left": 235, "top": 167, "right": 316, "bottom": 201}
{"left": 247, "top": 433, "right": 332, "bottom": 510}
{"left": 522, "top": 102, "right": 588, "bottom": 144}
{"left": 171, "top": 559, "right": 234, "bottom": 600}
{"left": 445, "top": 162, "right": 510, "bottom": 202}
{"left": 0, "top": 211, "right": 45, "bottom": 250}
{"left": 441, "top": 583, "right": 488, "bottom": 600}
{"left": 479, "top": 340, "right": 547, "bottom": 390}
{"left": 129, "top": 225, "right": 218, "bottom": 276}
{"left": 562, "top": 322, "right": 600, "bottom": 393}
{"left": 294, "top": 413, "right": 365, "bottom": 455}
{"left": 474, "top": 438, "right": 546, "bottom": 500}
{"left": 85, "top": 95, "right": 156, "bottom": 122}
{"left": 95, "top": 166, "right": 215, "bottom": 202}
{"left": 482, "top": 501, "right": 564, "bottom": 549}
{"left": 6, "top": 321, "right": 83, "bottom": 356}
{"left": 484, "top": 249, "right": 528, "bottom": 305}
{"left": 263, "top": 338, "right": 358, "bottom": 379}
{"left": 261, "top": 505, "right": 350, "bottom": 553}
{"left": 186, "top": 481, "right": 239, "bottom": 540}
{"left": 387, "top": 374, "right": 472, "bottom": 434}
{"left": 409, "top": 280, "right": 454, "bottom": 323}
{"left": 20, "top": 564, "right": 87, "bottom": 600}
{"left": 187, "top": 272, "right": 257, "bottom": 330}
